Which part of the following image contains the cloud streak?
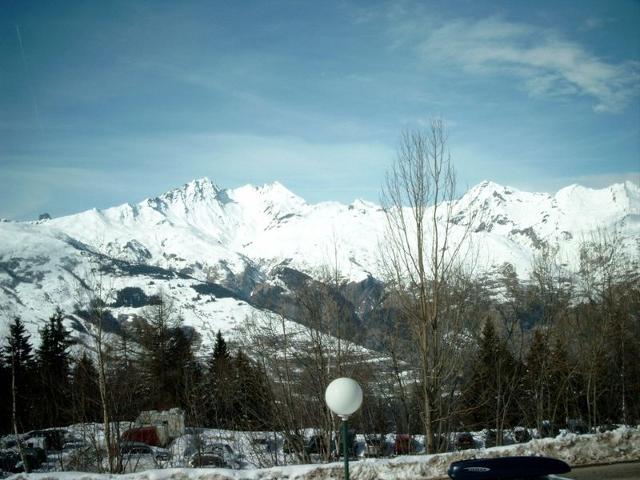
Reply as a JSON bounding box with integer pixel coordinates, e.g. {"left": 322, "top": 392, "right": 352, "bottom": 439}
{"left": 418, "top": 17, "right": 639, "bottom": 113}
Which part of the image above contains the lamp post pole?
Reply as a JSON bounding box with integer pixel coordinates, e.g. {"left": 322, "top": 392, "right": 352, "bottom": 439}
{"left": 341, "top": 416, "right": 350, "bottom": 480}
{"left": 325, "top": 378, "right": 363, "bottom": 480}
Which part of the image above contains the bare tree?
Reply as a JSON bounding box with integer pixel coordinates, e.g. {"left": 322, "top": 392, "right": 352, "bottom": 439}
{"left": 574, "top": 227, "right": 639, "bottom": 427}
{"left": 74, "top": 267, "right": 120, "bottom": 473}
{"left": 235, "top": 288, "right": 374, "bottom": 466}
{"left": 380, "top": 120, "right": 477, "bottom": 452}
{"left": 10, "top": 346, "right": 30, "bottom": 473}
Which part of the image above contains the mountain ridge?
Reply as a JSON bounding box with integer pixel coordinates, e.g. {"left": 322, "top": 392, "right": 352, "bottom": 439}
{"left": 1, "top": 178, "right": 638, "bottom": 347}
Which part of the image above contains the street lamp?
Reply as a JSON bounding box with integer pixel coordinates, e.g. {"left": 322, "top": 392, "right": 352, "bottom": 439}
{"left": 325, "top": 377, "right": 363, "bottom": 480}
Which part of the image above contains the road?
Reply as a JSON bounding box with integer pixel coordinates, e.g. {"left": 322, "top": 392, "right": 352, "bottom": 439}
{"left": 563, "top": 462, "right": 640, "bottom": 480}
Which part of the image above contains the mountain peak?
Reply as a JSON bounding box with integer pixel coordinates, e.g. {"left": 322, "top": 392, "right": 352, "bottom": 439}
{"left": 182, "top": 177, "right": 220, "bottom": 195}
{"left": 155, "top": 177, "right": 220, "bottom": 203}
{"left": 229, "top": 181, "right": 306, "bottom": 209}
{"left": 253, "top": 180, "right": 295, "bottom": 195}
{"left": 475, "top": 180, "right": 506, "bottom": 191}
{"left": 555, "top": 180, "right": 640, "bottom": 214}
{"left": 468, "top": 180, "right": 521, "bottom": 195}
{"left": 462, "top": 180, "right": 520, "bottom": 205}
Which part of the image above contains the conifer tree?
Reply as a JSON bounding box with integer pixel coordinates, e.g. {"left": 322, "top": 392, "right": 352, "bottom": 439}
{"left": 183, "top": 357, "right": 207, "bottom": 426}
{"left": 523, "top": 329, "right": 552, "bottom": 433}
{"left": 548, "top": 336, "right": 576, "bottom": 426}
{"left": 206, "top": 330, "right": 234, "bottom": 427}
{"left": 36, "top": 307, "right": 73, "bottom": 427}
{"left": 462, "top": 319, "right": 519, "bottom": 442}
{"left": 3, "top": 317, "right": 35, "bottom": 431}
{"left": 71, "top": 353, "right": 102, "bottom": 423}
{"left": 212, "top": 330, "right": 230, "bottom": 362}
{"left": 108, "top": 328, "right": 144, "bottom": 422}
{"left": 0, "top": 352, "right": 10, "bottom": 433}
{"left": 136, "top": 295, "right": 182, "bottom": 409}
{"left": 231, "top": 349, "right": 273, "bottom": 430}
{"left": 167, "top": 326, "right": 197, "bottom": 410}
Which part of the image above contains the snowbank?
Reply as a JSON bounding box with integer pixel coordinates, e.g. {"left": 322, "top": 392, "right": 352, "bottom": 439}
{"left": 8, "top": 427, "right": 639, "bottom": 480}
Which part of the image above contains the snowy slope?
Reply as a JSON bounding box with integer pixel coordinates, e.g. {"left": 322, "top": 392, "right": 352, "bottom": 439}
{"left": 0, "top": 178, "right": 638, "bottom": 344}
{"left": 38, "top": 178, "right": 640, "bottom": 279}
{"left": 453, "top": 180, "right": 639, "bottom": 272}
{"left": 44, "top": 178, "right": 386, "bottom": 281}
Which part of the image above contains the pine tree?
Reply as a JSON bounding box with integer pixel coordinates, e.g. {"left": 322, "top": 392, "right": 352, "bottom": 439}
{"left": 206, "top": 331, "right": 233, "bottom": 427}
{"left": 136, "top": 296, "right": 181, "bottom": 409}
{"left": 462, "top": 319, "right": 520, "bottom": 442}
{"left": 36, "top": 307, "right": 73, "bottom": 427}
{"left": 3, "top": 317, "right": 34, "bottom": 373}
{"left": 548, "top": 336, "right": 576, "bottom": 427}
{"left": 71, "top": 353, "right": 102, "bottom": 423}
{"left": 3, "top": 317, "right": 35, "bottom": 431}
{"left": 167, "top": 326, "right": 196, "bottom": 410}
{"left": 231, "top": 349, "right": 273, "bottom": 430}
{"left": 523, "top": 329, "right": 552, "bottom": 433}
{"left": 108, "top": 328, "right": 145, "bottom": 422}
{"left": 212, "top": 330, "right": 229, "bottom": 362}
{"left": 183, "top": 358, "right": 207, "bottom": 427}
{"left": 0, "top": 351, "right": 11, "bottom": 434}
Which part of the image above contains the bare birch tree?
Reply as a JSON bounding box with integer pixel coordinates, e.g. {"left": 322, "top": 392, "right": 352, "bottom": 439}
{"left": 380, "top": 120, "right": 476, "bottom": 453}
{"left": 74, "top": 267, "right": 120, "bottom": 473}
{"left": 575, "top": 227, "right": 640, "bottom": 427}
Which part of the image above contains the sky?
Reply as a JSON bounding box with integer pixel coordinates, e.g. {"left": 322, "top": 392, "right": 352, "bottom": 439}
{"left": 1, "top": 0, "right": 639, "bottom": 220}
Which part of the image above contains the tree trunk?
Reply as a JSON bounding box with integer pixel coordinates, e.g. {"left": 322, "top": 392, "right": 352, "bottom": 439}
{"left": 11, "top": 350, "right": 30, "bottom": 474}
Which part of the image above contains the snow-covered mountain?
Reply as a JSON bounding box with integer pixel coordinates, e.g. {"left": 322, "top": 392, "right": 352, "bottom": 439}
{"left": 1, "top": 178, "right": 638, "bottom": 346}
{"left": 42, "top": 178, "right": 384, "bottom": 281}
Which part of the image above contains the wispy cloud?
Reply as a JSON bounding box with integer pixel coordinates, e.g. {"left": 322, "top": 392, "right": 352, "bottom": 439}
{"left": 378, "top": 12, "right": 640, "bottom": 112}
{"left": 580, "top": 17, "right": 611, "bottom": 32}
{"left": 414, "top": 17, "right": 640, "bottom": 113}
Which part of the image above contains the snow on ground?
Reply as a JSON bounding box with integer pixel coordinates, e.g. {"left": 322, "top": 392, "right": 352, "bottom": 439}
{"left": 7, "top": 427, "right": 639, "bottom": 480}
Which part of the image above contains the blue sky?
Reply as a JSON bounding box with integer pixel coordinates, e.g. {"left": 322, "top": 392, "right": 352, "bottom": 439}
{"left": 1, "top": 0, "right": 639, "bottom": 220}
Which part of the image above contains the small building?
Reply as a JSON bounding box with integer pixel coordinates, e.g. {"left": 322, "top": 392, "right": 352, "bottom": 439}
{"left": 133, "top": 408, "right": 186, "bottom": 444}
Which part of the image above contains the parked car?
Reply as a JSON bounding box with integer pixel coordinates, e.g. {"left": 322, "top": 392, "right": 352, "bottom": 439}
{"left": 513, "top": 427, "right": 532, "bottom": 443}
{"left": 62, "top": 444, "right": 103, "bottom": 472}
{"left": 25, "top": 429, "right": 67, "bottom": 451}
{"left": 6, "top": 446, "right": 47, "bottom": 472}
{"left": 304, "top": 434, "right": 333, "bottom": 457}
{"left": 200, "top": 442, "right": 241, "bottom": 469}
{"left": 332, "top": 430, "right": 357, "bottom": 458}
{"left": 484, "top": 429, "right": 497, "bottom": 448}
{"left": 0, "top": 450, "right": 20, "bottom": 474}
{"left": 62, "top": 440, "right": 89, "bottom": 452}
{"left": 120, "top": 441, "right": 171, "bottom": 462}
{"left": 455, "top": 432, "right": 475, "bottom": 450}
{"left": 594, "top": 423, "right": 618, "bottom": 433}
{"left": 190, "top": 452, "right": 228, "bottom": 468}
{"left": 282, "top": 433, "right": 306, "bottom": 455}
{"left": 394, "top": 434, "right": 415, "bottom": 455}
{"left": 539, "top": 420, "right": 559, "bottom": 438}
{"left": 448, "top": 456, "right": 571, "bottom": 479}
{"left": 0, "top": 439, "right": 18, "bottom": 449}
{"left": 364, "top": 434, "right": 386, "bottom": 457}
{"left": 566, "top": 419, "right": 588, "bottom": 435}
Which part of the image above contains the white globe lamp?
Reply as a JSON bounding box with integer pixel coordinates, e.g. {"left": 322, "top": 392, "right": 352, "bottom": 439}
{"left": 325, "top": 377, "right": 363, "bottom": 480}
{"left": 325, "top": 377, "right": 363, "bottom": 419}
